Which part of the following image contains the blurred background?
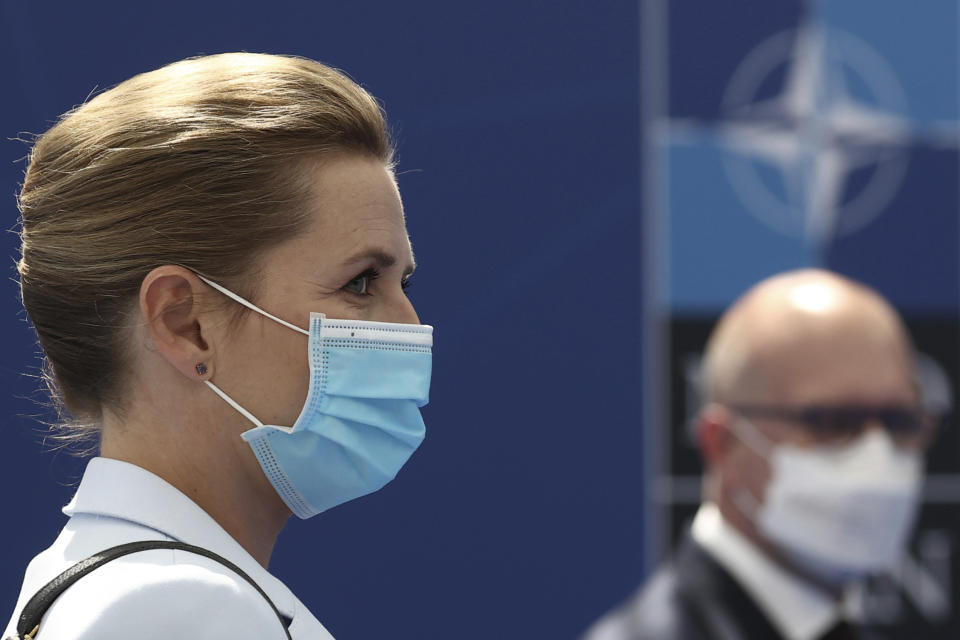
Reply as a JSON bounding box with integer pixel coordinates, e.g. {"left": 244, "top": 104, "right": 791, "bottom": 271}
{"left": 646, "top": 1, "right": 959, "bottom": 638}
{"left": 0, "top": 1, "right": 956, "bottom": 638}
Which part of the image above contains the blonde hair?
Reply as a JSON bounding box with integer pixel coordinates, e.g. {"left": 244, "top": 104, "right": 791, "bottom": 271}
{"left": 16, "top": 52, "right": 393, "bottom": 447}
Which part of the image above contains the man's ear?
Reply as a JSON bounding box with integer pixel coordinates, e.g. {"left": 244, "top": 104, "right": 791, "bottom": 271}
{"left": 696, "top": 403, "right": 736, "bottom": 468}
{"left": 140, "top": 266, "right": 216, "bottom": 381}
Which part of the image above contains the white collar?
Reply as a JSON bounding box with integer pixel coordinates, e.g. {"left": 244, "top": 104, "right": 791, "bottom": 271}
{"left": 63, "top": 457, "right": 298, "bottom": 620}
{"left": 691, "top": 503, "right": 861, "bottom": 640}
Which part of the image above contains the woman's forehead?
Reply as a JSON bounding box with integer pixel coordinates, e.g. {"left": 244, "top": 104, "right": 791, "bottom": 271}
{"left": 292, "top": 156, "right": 411, "bottom": 260}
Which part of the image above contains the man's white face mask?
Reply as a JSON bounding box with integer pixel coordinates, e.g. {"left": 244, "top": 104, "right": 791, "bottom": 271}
{"left": 729, "top": 417, "right": 923, "bottom": 585}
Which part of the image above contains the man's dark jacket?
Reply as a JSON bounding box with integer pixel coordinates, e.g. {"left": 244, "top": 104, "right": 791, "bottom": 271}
{"left": 582, "top": 537, "right": 865, "bottom": 640}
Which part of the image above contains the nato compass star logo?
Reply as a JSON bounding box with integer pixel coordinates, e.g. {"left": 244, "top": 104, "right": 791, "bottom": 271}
{"left": 707, "top": 20, "right": 957, "bottom": 250}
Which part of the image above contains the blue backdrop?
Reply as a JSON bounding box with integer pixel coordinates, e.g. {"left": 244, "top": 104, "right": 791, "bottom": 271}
{"left": 0, "top": 2, "right": 642, "bottom": 638}
{"left": 5, "top": 2, "right": 956, "bottom": 638}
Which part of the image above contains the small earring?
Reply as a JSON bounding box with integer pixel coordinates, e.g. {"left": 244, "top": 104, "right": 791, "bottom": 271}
{"left": 196, "top": 363, "right": 208, "bottom": 377}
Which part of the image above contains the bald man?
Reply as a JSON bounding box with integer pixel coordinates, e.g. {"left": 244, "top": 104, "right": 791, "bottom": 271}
{"left": 584, "top": 270, "right": 936, "bottom": 640}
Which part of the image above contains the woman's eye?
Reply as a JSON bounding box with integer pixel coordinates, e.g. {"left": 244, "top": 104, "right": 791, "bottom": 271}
{"left": 344, "top": 274, "right": 369, "bottom": 295}
{"left": 344, "top": 268, "right": 380, "bottom": 295}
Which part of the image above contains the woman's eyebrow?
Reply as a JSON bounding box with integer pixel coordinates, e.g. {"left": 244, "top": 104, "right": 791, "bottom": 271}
{"left": 342, "top": 248, "right": 416, "bottom": 275}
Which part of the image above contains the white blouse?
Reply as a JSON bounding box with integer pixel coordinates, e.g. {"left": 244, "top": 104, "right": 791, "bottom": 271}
{"left": 3, "top": 457, "right": 335, "bottom": 639}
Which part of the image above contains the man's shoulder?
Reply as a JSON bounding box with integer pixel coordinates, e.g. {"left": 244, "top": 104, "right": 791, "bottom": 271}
{"left": 581, "top": 537, "right": 783, "bottom": 640}
{"left": 581, "top": 549, "right": 709, "bottom": 640}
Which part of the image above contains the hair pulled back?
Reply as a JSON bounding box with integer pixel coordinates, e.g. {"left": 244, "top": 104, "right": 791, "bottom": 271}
{"left": 16, "top": 52, "right": 393, "bottom": 444}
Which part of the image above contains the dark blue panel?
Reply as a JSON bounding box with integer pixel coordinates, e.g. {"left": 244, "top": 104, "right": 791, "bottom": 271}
{"left": 667, "top": 0, "right": 804, "bottom": 120}
{"left": 826, "top": 148, "right": 960, "bottom": 313}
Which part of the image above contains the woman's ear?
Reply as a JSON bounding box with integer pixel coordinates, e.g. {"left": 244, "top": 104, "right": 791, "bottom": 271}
{"left": 140, "top": 266, "right": 216, "bottom": 381}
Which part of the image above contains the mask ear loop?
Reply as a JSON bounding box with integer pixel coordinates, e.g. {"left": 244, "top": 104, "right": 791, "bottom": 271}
{"left": 726, "top": 415, "right": 775, "bottom": 457}
{"left": 193, "top": 273, "right": 308, "bottom": 430}
{"left": 205, "top": 381, "right": 264, "bottom": 428}
{"left": 195, "top": 274, "right": 309, "bottom": 336}
{"left": 725, "top": 415, "right": 775, "bottom": 521}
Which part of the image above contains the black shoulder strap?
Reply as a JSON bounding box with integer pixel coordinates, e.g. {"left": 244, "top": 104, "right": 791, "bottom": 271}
{"left": 13, "top": 540, "right": 292, "bottom": 640}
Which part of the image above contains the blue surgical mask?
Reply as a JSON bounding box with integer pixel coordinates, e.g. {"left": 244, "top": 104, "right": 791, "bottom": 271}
{"left": 197, "top": 276, "right": 432, "bottom": 519}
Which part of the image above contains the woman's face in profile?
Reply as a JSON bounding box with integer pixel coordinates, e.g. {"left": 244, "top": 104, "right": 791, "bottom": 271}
{"left": 210, "top": 152, "right": 419, "bottom": 432}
